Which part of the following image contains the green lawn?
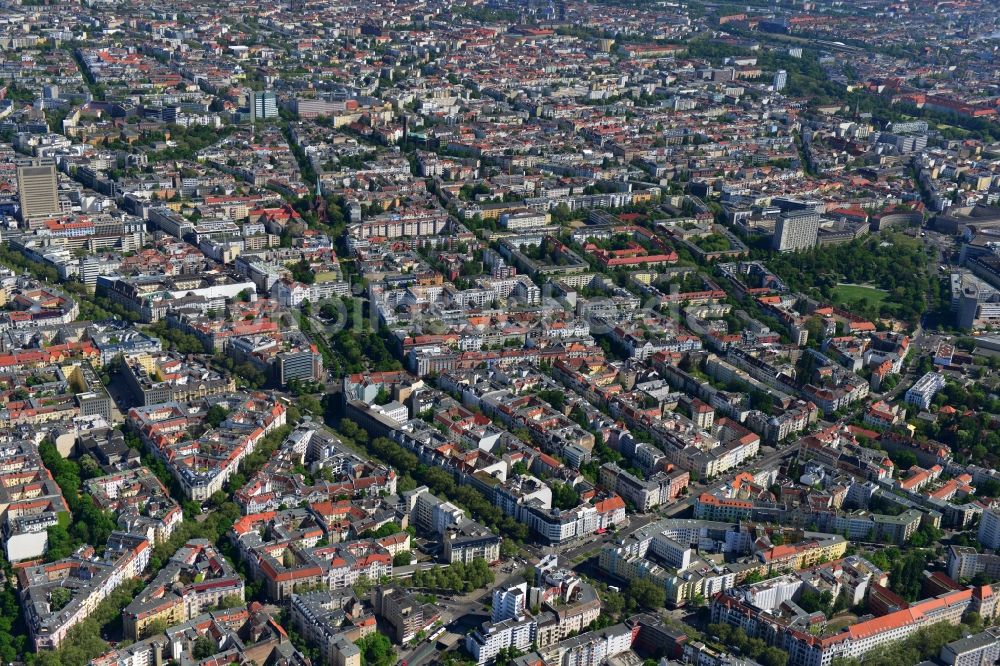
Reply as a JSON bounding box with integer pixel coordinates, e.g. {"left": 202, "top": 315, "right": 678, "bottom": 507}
{"left": 885, "top": 231, "right": 923, "bottom": 251}
{"left": 936, "top": 123, "right": 970, "bottom": 135}
{"left": 832, "top": 283, "right": 889, "bottom": 306}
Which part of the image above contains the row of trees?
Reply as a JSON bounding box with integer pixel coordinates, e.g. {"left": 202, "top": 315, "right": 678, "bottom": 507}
{"left": 337, "top": 421, "right": 530, "bottom": 550}
{"left": 0, "top": 554, "right": 29, "bottom": 663}
{"left": 26, "top": 578, "right": 145, "bottom": 666}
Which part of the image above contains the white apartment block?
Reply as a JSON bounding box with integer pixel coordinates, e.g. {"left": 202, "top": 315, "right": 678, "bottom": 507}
{"left": 466, "top": 616, "right": 537, "bottom": 665}
{"left": 978, "top": 508, "right": 1000, "bottom": 550}
{"left": 905, "top": 371, "right": 946, "bottom": 410}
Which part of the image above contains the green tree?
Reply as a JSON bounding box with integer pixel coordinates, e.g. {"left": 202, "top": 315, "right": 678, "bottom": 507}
{"left": 601, "top": 587, "right": 625, "bottom": 620}
{"left": 626, "top": 577, "right": 665, "bottom": 611}
{"left": 360, "top": 522, "right": 402, "bottom": 539}
{"left": 797, "top": 588, "right": 833, "bottom": 614}
{"left": 355, "top": 632, "right": 395, "bottom": 666}
{"left": 192, "top": 636, "right": 217, "bottom": 659}
{"left": 205, "top": 404, "right": 229, "bottom": 428}
{"left": 495, "top": 646, "right": 525, "bottom": 666}
{"left": 46, "top": 523, "right": 76, "bottom": 560}
{"left": 49, "top": 587, "right": 72, "bottom": 611}
{"left": 143, "top": 618, "right": 170, "bottom": 637}
{"left": 889, "top": 550, "right": 929, "bottom": 602}
{"left": 550, "top": 481, "right": 580, "bottom": 510}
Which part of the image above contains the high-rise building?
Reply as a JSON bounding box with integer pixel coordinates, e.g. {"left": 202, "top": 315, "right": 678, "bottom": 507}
{"left": 772, "top": 210, "right": 820, "bottom": 252}
{"left": 250, "top": 91, "right": 278, "bottom": 120}
{"left": 978, "top": 508, "right": 1000, "bottom": 550}
{"left": 773, "top": 69, "right": 788, "bottom": 91}
{"left": 17, "top": 161, "right": 59, "bottom": 222}
{"left": 492, "top": 582, "right": 528, "bottom": 622}
{"left": 957, "top": 277, "right": 1000, "bottom": 330}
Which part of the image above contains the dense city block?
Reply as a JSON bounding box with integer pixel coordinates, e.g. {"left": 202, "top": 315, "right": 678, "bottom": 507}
{"left": 2, "top": 1, "right": 1000, "bottom": 666}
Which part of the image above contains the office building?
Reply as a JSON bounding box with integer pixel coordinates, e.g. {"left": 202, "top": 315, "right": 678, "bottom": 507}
{"left": 772, "top": 210, "right": 820, "bottom": 252}
{"left": 773, "top": 69, "right": 788, "bottom": 91}
{"left": 250, "top": 91, "right": 278, "bottom": 120}
{"left": 17, "top": 161, "right": 60, "bottom": 221}
{"left": 954, "top": 273, "right": 1000, "bottom": 330}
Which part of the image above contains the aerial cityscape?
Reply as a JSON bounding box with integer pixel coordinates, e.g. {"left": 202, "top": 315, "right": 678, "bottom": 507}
{"left": 2, "top": 1, "right": 1000, "bottom": 666}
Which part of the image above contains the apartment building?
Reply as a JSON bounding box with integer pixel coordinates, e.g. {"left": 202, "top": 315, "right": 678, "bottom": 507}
{"left": 978, "top": 508, "right": 1000, "bottom": 550}
{"left": 130, "top": 392, "right": 287, "bottom": 501}
{"left": 492, "top": 582, "right": 528, "bottom": 622}
{"left": 20, "top": 533, "right": 151, "bottom": 649}
{"left": 0, "top": 440, "right": 71, "bottom": 563}
{"left": 599, "top": 462, "right": 689, "bottom": 512}
{"left": 713, "top": 586, "right": 994, "bottom": 666}
{"left": 948, "top": 546, "right": 1000, "bottom": 582}
{"left": 85, "top": 467, "right": 183, "bottom": 546}
{"left": 122, "top": 539, "right": 244, "bottom": 639}
{"left": 465, "top": 616, "right": 537, "bottom": 666}
{"left": 371, "top": 586, "right": 439, "bottom": 643}
{"left": 939, "top": 628, "right": 1000, "bottom": 666}
{"left": 229, "top": 510, "right": 393, "bottom": 601}
{"left": 442, "top": 520, "right": 501, "bottom": 564}
{"left": 536, "top": 623, "right": 635, "bottom": 666}
{"left": 905, "top": 372, "right": 946, "bottom": 410}
{"left": 290, "top": 590, "right": 374, "bottom": 666}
